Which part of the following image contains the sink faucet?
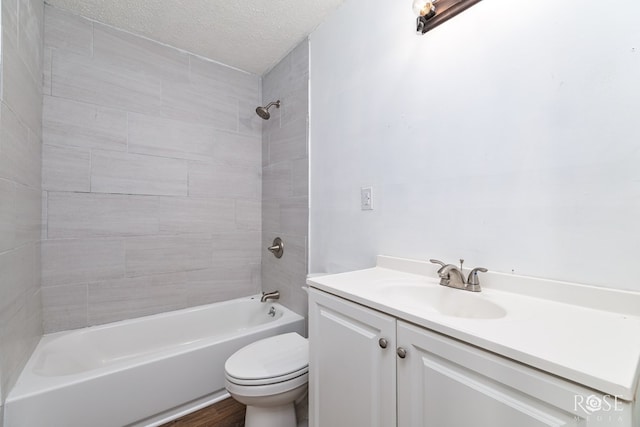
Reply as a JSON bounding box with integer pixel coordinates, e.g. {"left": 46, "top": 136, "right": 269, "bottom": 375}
{"left": 430, "top": 259, "right": 487, "bottom": 292}
{"left": 260, "top": 290, "right": 280, "bottom": 302}
{"left": 438, "top": 263, "right": 467, "bottom": 287}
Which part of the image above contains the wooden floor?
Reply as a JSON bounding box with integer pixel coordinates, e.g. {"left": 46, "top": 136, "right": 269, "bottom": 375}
{"left": 161, "top": 398, "right": 246, "bottom": 427}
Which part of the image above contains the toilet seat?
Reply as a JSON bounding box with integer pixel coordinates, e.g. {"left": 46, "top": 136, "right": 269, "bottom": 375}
{"left": 225, "top": 371, "right": 309, "bottom": 397}
{"left": 226, "top": 365, "right": 308, "bottom": 386}
{"left": 224, "top": 333, "right": 308, "bottom": 387}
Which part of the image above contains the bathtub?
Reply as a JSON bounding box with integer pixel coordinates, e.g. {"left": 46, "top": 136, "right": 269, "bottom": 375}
{"left": 5, "top": 295, "right": 305, "bottom": 427}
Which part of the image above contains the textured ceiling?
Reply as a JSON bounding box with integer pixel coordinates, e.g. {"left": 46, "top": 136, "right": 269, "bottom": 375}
{"left": 45, "top": 0, "right": 345, "bottom": 75}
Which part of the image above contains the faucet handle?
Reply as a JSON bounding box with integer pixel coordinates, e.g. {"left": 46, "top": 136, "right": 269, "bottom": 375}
{"left": 467, "top": 267, "right": 488, "bottom": 286}
{"left": 429, "top": 259, "right": 447, "bottom": 275}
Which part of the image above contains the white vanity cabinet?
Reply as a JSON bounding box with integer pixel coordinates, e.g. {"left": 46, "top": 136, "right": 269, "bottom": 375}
{"left": 309, "top": 287, "right": 637, "bottom": 427}
{"left": 396, "top": 321, "right": 610, "bottom": 427}
{"left": 308, "top": 287, "right": 396, "bottom": 427}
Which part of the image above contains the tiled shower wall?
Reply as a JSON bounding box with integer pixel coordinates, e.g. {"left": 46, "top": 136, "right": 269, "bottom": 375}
{"left": 0, "top": 0, "right": 44, "bottom": 409}
{"left": 41, "top": 6, "right": 264, "bottom": 332}
{"left": 261, "top": 41, "right": 309, "bottom": 317}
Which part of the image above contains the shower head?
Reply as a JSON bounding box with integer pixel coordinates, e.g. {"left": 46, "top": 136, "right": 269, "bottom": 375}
{"left": 255, "top": 100, "right": 281, "bottom": 120}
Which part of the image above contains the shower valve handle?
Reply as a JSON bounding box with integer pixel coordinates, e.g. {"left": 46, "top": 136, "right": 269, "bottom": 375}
{"left": 267, "top": 237, "right": 284, "bottom": 258}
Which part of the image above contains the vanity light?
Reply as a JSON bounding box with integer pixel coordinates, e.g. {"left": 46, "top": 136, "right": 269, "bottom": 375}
{"left": 413, "top": 0, "right": 437, "bottom": 34}
{"left": 413, "top": 0, "right": 483, "bottom": 35}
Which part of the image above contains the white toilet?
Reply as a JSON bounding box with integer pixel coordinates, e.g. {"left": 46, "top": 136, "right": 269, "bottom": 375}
{"left": 224, "top": 332, "right": 308, "bottom": 427}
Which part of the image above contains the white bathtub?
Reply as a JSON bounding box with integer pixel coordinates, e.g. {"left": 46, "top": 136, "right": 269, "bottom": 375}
{"left": 5, "top": 295, "right": 305, "bottom": 427}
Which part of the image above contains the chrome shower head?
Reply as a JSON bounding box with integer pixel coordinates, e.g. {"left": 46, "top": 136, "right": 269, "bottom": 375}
{"left": 256, "top": 106, "right": 270, "bottom": 120}
{"left": 255, "top": 100, "right": 281, "bottom": 120}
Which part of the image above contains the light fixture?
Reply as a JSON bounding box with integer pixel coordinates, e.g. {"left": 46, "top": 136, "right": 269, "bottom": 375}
{"left": 413, "top": 0, "right": 437, "bottom": 34}
{"left": 413, "top": 0, "right": 483, "bottom": 35}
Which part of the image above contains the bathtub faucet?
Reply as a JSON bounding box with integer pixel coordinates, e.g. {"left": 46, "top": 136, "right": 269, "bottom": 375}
{"left": 261, "top": 290, "right": 280, "bottom": 302}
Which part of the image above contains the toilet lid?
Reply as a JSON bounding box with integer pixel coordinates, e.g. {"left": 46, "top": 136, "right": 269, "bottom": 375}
{"left": 225, "top": 333, "right": 308, "bottom": 381}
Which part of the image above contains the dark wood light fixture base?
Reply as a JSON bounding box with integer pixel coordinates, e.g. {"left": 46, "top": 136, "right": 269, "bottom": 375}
{"left": 417, "top": 0, "right": 483, "bottom": 34}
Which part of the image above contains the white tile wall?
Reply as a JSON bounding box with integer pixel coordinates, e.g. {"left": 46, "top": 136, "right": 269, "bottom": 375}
{"left": 0, "top": 180, "right": 16, "bottom": 253}
{"left": 51, "top": 50, "right": 163, "bottom": 114}
{"left": 43, "top": 95, "right": 128, "bottom": 152}
{"left": 127, "top": 112, "right": 218, "bottom": 160}
{"left": 42, "top": 145, "right": 91, "bottom": 192}
{"left": 87, "top": 274, "right": 187, "bottom": 325}
{"left": 211, "top": 131, "right": 262, "bottom": 168}
{"left": 124, "top": 235, "right": 213, "bottom": 277}
{"left": 41, "top": 5, "right": 263, "bottom": 332}
{"left": 0, "top": 103, "right": 41, "bottom": 188}
{"left": 0, "top": 245, "right": 37, "bottom": 321}
{"left": 261, "top": 200, "right": 281, "bottom": 234}
{"left": 44, "top": 4, "right": 92, "bottom": 55}
{"left": 2, "top": 0, "right": 20, "bottom": 50}
{"left": 210, "top": 231, "right": 262, "bottom": 269}
{"left": 43, "top": 48, "right": 53, "bottom": 95}
{"left": 261, "top": 40, "right": 309, "bottom": 317}
{"left": 157, "top": 196, "right": 236, "bottom": 235}
{"left": 41, "top": 238, "right": 125, "bottom": 287}
{"left": 90, "top": 150, "right": 188, "bottom": 196}
{"left": 42, "top": 284, "right": 88, "bottom": 332}
{"left": 185, "top": 265, "right": 260, "bottom": 307}
{"left": 47, "top": 192, "right": 160, "bottom": 238}
{"left": 279, "top": 198, "right": 309, "bottom": 237}
{"left": 190, "top": 55, "right": 262, "bottom": 101}
{"left": 269, "top": 133, "right": 308, "bottom": 165}
{"left": 261, "top": 233, "right": 308, "bottom": 317}
{"left": 17, "top": 0, "right": 44, "bottom": 85}
{"left": 188, "top": 161, "right": 260, "bottom": 199}
{"left": 92, "top": 23, "right": 190, "bottom": 82}
{"left": 0, "top": 0, "right": 44, "bottom": 403}
{"left": 291, "top": 158, "right": 309, "bottom": 198}
{"left": 2, "top": 22, "right": 43, "bottom": 135}
{"left": 13, "top": 185, "right": 41, "bottom": 246}
{"left": 159, "top": 80, "right": 239, "bottom": 131}
{"left": 235, "top": 200, "right": 261, "bottom": 231}
{"left": 263, "top": 162, "right": 292, "bottom": 199}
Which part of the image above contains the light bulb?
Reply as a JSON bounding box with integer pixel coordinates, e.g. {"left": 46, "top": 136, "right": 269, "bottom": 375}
{"left": 412, "top": 0, "right": 436, "bottom": 18}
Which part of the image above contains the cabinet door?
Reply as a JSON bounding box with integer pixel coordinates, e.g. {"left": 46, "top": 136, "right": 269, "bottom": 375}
{"left": 397, "top": 321, "right": 585, "bottom": 427}
{"left": 309, "top": 288, "right": 396, "bottom": 427}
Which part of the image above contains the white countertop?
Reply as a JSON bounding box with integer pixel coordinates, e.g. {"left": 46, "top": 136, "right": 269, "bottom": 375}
{"left": 307, "top": 256, "right": 640, "bottom": 401}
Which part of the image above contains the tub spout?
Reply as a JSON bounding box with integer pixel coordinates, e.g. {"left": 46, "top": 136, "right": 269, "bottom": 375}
{"left": 261, "top": 290, "right": 280, "bottom": 302}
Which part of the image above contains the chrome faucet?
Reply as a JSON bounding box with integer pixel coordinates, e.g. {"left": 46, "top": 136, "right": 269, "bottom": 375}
{"left": 438, "top": 263, "right": 467, "bottom": 287}
{"left": 260, "top": 290, "right": 280, "bottom": 302}
{"left": 430, "top": 259, "right": 487, "bottom": 292}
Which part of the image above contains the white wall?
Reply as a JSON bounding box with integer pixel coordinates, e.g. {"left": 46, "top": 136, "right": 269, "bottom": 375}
{"left": 309, "top": 0, "right": 640, "bottom": 290}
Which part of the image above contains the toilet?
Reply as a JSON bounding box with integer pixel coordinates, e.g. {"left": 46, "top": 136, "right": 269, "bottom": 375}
{"left": 224, "top": 332, "right": 309, "bottom": 427}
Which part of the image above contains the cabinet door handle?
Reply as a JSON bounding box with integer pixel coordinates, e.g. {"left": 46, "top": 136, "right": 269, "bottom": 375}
{"left": 378, "top": 338, "right": 388, "bottom": 349}
{"left": 397, "top": 347, "right": 407, "bottom": 358}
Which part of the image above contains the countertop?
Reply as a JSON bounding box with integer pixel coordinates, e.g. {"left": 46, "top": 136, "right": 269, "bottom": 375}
{"left": 307, "top": 256, "right": 640, "bottom": 401}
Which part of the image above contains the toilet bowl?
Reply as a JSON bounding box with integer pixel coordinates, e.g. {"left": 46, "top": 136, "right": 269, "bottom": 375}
{"left": 224, "top": 332, "right": 308, "bottom": 427}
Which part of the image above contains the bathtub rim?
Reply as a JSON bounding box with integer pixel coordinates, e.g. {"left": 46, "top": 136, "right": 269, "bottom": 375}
{"left": 7, "top": 294, "right": 304, "bottom": 401}
{"left": 42, "top": 293, "right": 290, "bottom": 341}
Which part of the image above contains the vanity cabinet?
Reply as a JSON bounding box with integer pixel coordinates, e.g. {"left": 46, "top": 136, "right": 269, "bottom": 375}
{"left": 309, "top": 288, "right": 636, "bottom": 427}
{"left": 308, "top": 287, "right": 396, "bottom": 427}
{"left": 397, "top": 321, "right": 587, "bottom": 427}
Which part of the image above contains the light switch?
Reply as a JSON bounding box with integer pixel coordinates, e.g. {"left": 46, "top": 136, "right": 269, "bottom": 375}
{"left": 361, "top": 186, "right": 373, "bottom": 210}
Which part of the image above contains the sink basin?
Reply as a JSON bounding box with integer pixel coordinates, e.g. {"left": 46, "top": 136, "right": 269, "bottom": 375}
{"left": 378, "top": 284, "right": 507, "bottom": 319}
